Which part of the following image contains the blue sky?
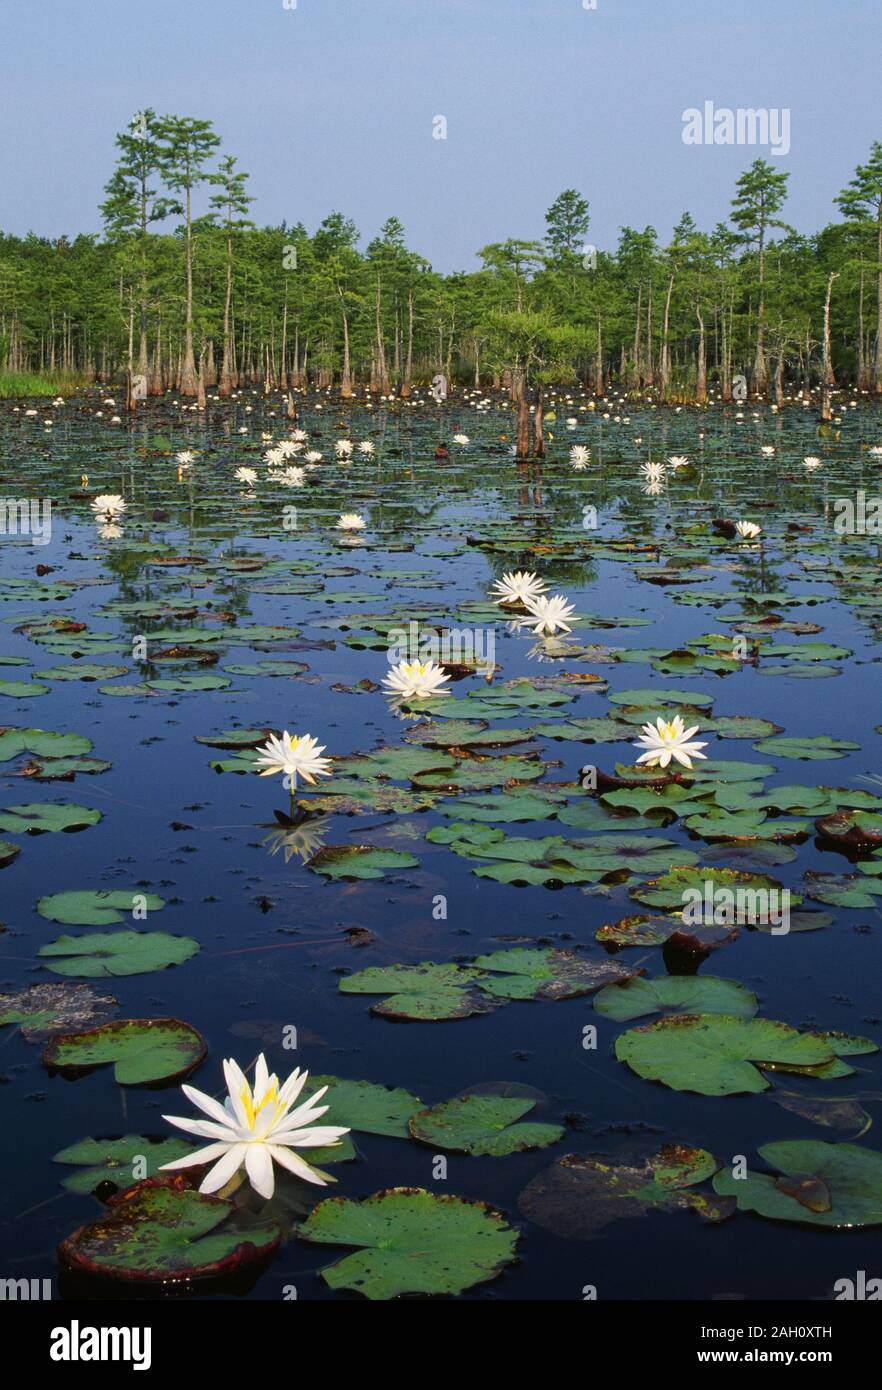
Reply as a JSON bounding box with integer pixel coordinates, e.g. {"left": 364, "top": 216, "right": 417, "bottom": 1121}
{"left": 1, "top": 0, "right": 878, "bottom": 271}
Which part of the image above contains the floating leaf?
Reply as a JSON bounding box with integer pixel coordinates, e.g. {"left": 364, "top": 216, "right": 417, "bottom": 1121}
{"left": 339, "top": 961, "right": 495, "bottom": 1021}
{"left": 53, "top": 1135, "right": 198, "bottom": 1193}
{"left": 594, "top": 975, "right": 758, "bottom": 1022}
{"left": 616, "top": 1014, "right": 841, "bottom": 1095}
{"left": 0, "top": 802, "right": 102, "bottom": 834}
{"left": 306, "top": 846, "right": 419, "bottom": 880}
{"left": 473, "top": 947, "right": 638, "bottom": 1000}
{"left": 43, "top": 1018, "right": 206, "bottom": 1084}
{"left": 36, "top": 890, "right": 166, "bottom": 926}
{"left": 713, "top": 1141, "right": 882, "bottom": 1227}
{"left": 58, "top": 1175, "right": 281, "bottom": 1280}
{"left": 299, "top": 1188, "right": 518, "bottom": 1299}
{"left": 409, "top": 1093, "right": 564, "bottom": 1156}
{"left": 308, "top": 1075, "right": 423, "bottom": 1137}
{"left": 0, "top": 982, "right": 117, "bottom": 1041}
{"left": 752, "top": 735, "right": 860, "bottom": 761}
{"left": 519, "top": 1143, "right": 725, "bottom": 1239}
{"left": 38, "top": 930, "right": 199, "bottom": 978}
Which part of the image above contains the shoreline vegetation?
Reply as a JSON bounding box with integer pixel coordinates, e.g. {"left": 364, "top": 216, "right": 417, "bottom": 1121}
{"left": 1, "top": 113, "right": 881, "bottom": 429}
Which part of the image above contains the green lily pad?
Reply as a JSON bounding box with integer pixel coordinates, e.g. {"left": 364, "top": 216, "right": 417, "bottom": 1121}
{"left": 473, "top": 947, "right": 637, "bottom": 1000}
{"left": 594, "top": 975, "right": 758, "bottom": 1022}
{"left": 0, "top": 802, "right": 102, "bottom": 834}
{"left": 38, "top": 930, "right": 199, "bottom": 978}
{"left": 34, "top": 664, "right": 129, "bottom": 682}
{"left": 616, "top": 1014, "right": 845, "bottom": 1096}
{"left": 58, "top": 1175, "right": 281, "bottom": 1280}
{"left": 409, "top": 1093, "right": 564, "bottom": 1156}
{"left": 339, "top": 961, "right": 495, "bottom": 1021}
{"left": 36, "top": 891, "right": 166, "bottom": 926}
{"left": 43, "top": 1018, "right": 207, "bottom": 1084}
{"left": 437, "top": 791, "right": 564, "bottom": 823}
{"left": 53, "top": 1135, "right": 198, "bottom": 1193}
{"left": 308, "top": 1075, "right": 423, "bottom": 1138}
{"left": 608, "top": 687, "right": 714, "bottom": 709}
{"left": 0, "top": 727, "right": 92, "bottom": 761}
{"left": 713, "top": 1141, "right": 882, "bottom": 1227}
{"left": 752, "top": 735, "right": 860, "bottom": 761}
{"left": 299, "top": 1188, "right": 519, "bottom": 1299}
{"left": 306, "top": 846, "right": 420, "bottom": 881}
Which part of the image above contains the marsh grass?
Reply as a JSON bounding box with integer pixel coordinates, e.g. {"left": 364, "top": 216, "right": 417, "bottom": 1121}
{"left": 0, "top": 370, "right": 91, "bottom": 398}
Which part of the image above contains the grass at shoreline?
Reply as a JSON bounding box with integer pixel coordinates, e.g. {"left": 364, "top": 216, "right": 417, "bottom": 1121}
{"left": 0, "top": 370, "right": 92, "bottom": 398}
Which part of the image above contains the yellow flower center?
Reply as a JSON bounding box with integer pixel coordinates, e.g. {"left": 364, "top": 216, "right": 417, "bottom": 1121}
{"left": 241, "top": 1082, "right": 281, "bottom": 1132}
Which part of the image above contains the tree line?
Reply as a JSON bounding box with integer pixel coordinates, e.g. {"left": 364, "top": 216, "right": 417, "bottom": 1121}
{"left": 1, "top": 111, "right": 881, "bottom": 414}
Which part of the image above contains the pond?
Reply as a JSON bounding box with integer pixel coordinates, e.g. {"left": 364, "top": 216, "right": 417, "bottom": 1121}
{"left": 0, "top": 388, "right": 880, "bottom": 1300}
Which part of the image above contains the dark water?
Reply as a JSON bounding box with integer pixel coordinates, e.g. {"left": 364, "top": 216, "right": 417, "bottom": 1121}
{"left": 0, "top": 389, "right": 880, "bottom": 1300}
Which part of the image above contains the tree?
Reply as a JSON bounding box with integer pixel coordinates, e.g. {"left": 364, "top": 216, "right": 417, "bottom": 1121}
{"left": 99, "top": 110, "right": 166, "bottom": 381}
{"left": 837, "top": 143, "right": 882, "bottom": 392}
{"left": 156, "top": 116, "right": 221, "bottom": 395}
{"left": 209, "top": 155, "right": 254, "bottom": 396}
{"left": 730, "top": 159, "right": 791, "bottom": 394}
{"left": 545, "top": 189, "right": 591, "bottom": 268}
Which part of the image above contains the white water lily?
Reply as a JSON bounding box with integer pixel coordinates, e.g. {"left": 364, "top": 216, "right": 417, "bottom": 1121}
{"left": 521, "top": 593, "right": 575, "bottom": 636}
{"left": 273, "top": 465, "right": 306, "bottom": 487}
{"left": 277, "top": 439, "right": 304, "bottom": 457}
{"left": 633, "top": 715, "right": 708, "bottom": 771}
{"left": 91, "top": 494, "right": 126, "bottom": 520}
{"left": 570, "top": 445, "right": 591, "bottom": 469}
{"left": 383, "top": 659, "right": 451, "bottom": 700}
{"left": 803, "top": 456, "right": 822, "bottom": 469}
{"left": 491, "top": 570, "right": 547, "bottom": 606}
{"left": 336, "top": 512, "right": 366, "bottom": 531}
{"left": 869, "top": 446, "right": 882, "bottom": 457}
{"left": 235, "top": 466, "right": 257, "bottom": 486}
{"left": 735, "top": 520, "right": 762, "bottom": 540}
{"left": 640, "top": 461, "right": 665, "bottom": 482}
{"left": 335, "top": 439, "right": 354, "bottom": 458}
{"left": 160, "top": 1055, "right": 350, "bottom": 1199}
{"left": 761, "top": 445, "right": 775, "bottom": 456}
{"left": 668, "top": 455, "right": 689, "bottom": 468}
{"left": 254, "top": 732, "right": 332, "bottom": 789}
{"left": 358, "top": 440, "right": 375, "bottom": 456}
{"left": 304, "top": 450, "right": 323, "bottom": 465}
{"left": 176, "top": 450, "right": 195, "bottom": 468}
{"left": 453, "top": 433, "right": 470, "bottom": 446}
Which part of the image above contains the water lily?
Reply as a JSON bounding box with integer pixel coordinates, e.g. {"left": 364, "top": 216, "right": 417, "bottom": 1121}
{"left": 358, "top": 440, "right": 375, "bottom": 456}
{"left": 761, "top": 445, "right": 775, "bottom": 456}
{"left": 91, "top": 494, "right": 126, "bottom": 520}
{"left": 668, "top": 455, "right": 689, "bottom": 468}
{"left": 383, "top": 660, "right": 451, "bottom": 700}
{"left": 803, "top": 456, "right": 822, "bottom": 469}
{"left": 336, "top": 512, "right": 366, "bottom": 531}
{"left": 491, "top": 570, "right": 547, "bottom": 606}
{"left": 640, "top": 461, "right": 665, "bottom": 483}
{"left": 453, "top": 433, "right": 470, "bottom": 446}
{"left": 176, "top": 450, "right": 195, "bottom": 468}
{"left": 235, "top": 466, "right": 257, "bottom": 486}
{"left": 735, "top": 520, "right": 762, "bottom": 540}
{"left": 254, "top": 732, "right": 332, "bottom": 793}
{"left": 570, "top": 445, "right": 591, "bottom": 469}
{"left": 633, "top": 715, "right": 708, "bottom": 771}
{"left": 304, "top": 450, "right": 323, "bottom": 465}
{"left": 160, "top": 1055, "right": 349, "bottom": 1199}
{"left": 274, "top": 466, "right": 306, "bottom": 487}
{"left": 521, "top": 593, "right": 576, "bottom": 636}
{"left": 335, "top": 439, "right": 354, "bottom": 458}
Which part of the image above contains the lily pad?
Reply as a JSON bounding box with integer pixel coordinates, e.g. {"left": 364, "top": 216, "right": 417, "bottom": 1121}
{"left": 518, "top": 1143, "right": 727, "bottom": 1239}
{"left": 306, "top": 846, "right": 420, "bottom": 881}
{"left": 339, "top": 961, "right": 495, "bottom": 1021}
{"left": 0, "top": 982, "right": 117, "bottom": 1041}
{"left": 298, "top": 1187, "right": 519, "bottom": 1299}
{"left": 308, "top": 1075, "right": 423, "bottom": 1138}
{"left": 616, "top": 1014, "right": 846, "bottom": 1095}
{"left": 409, "top": 1093, "right": 564, "bottom": 1156}
{"left": 752, "top": 735, "right": 860, "bottom": 761}
{"left": 43, "top": 1018, "right": 207, "bottom": 1084}
{"left": 58, "top": 1175, "right": 281, "bottom": 1280}
{"left": 594, "top": 975, "right": 758, "bottom": 1022}
{"left": 713, "top": 1141, "right": 882, "bottom": 1228}
{"left": 38, "top": 930, "right": 199, "bottom": 978}
{"left": 0, "top": 802, "right": 102, "bottom": 834}
{"left": 36, "top": 891, "right": 166, "bottom": 926}
{"left": 473, "top": 947, "right": 638, "bottom": 1000}
{"left": 53, "top": 1135, "right": 198, "bottom": 1194}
